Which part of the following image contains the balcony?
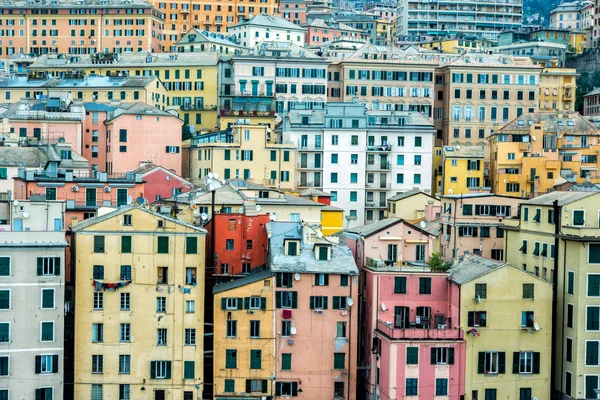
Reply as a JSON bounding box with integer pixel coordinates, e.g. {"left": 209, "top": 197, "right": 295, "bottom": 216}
{"left": 366, "top": 162, "right": 391, "bottom": 171}
{"left": 366, "top": 183, "right": 391, "bottom": 190}
{"left": 66, "top": 200, "right": 123, "bottom": 210}
{"left": 376, "top": 320, "right": 464, "bottom": 340}
{"left": 181, "top": 8, "right": 189, "bottom": 13}
{"left": 365, "top": 202, "right": 387, "bottom": 208}
{"left": 366, "top": 144, "right": 392, "bottom": 152}
{"left": 298, "top": 144, "right": 323, "bottom": 152}
{"left": 296, "top": 180, "right": 322, "bottom": 188}
{"left": 297, "top": 162, "right": 323, "bottom": 170}
{"left": 218, "top": 109, "right": 275, "bottom": 117}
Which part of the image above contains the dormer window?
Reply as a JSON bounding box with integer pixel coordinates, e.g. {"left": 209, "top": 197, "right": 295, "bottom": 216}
{"left": 316, "top": 245, "right": 330, "bottom": 261}
{"left": 285, "top": 240, "right": 299, "bottom": 256}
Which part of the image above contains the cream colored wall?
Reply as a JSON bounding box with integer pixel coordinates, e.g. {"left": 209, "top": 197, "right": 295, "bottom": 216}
{"left": 388, "top": 193, "right": 440, "bottom": 221}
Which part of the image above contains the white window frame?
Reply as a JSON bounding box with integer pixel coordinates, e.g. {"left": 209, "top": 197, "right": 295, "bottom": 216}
{"left": 281, "top": 320, "right": 291, "bottom": 337}
{"left": 41, "top": 288, "right": 55, "bottom": 309}
{"left": 588, "top": 273, "right": 600, "bottom": 297}
{"left": 157, "top": 328, "right": 167, "bottom": 345}
{"left": 478, "top": 205, "right": 491, "bottom": 215}
{"left": 39, "top": 257, "right": 57, "bottom": 276}
{"left": 91, "top": 355, "right": 103, "bottom": 374}
{"left": 120, "top": 323, "right": 130, "bottom": 342}
{"left": 484, "top": 351, "right": 499, "bottom": 374}
{"left": 586, "top": 341, "right": 600, "bottom": 366}
{"left": 156, "top": 360, "right": 168, "bottom": 379}
{"left": 250, "top": 320, "right": 260, "bottom": 338}
{"left": 184, "top": 328, "right": 196, "bottom": 345}
{"left": 336, "top": 321, "right": 346, "bottom": 338}
{"left": 519, "top": 351, "right": 533, "bottom": 373}
{"left": 463, "top": 227, "right": 475, "bottom": 237}
{"left": 434, "top": 347, "right": 448, "bottom": 365}
{"left": 186, "top": 300, "right": 195, "bottom": 313}
{"left": 316, "top": 273, "right": 326, "bottom": 286}
{"left": 120, "top": 292, "right": 130, "bottom": 311}
{"left": 119, "top": 354, "right": 131, "bottom": 374}
{"left": 280, "top": 382, "right": 294, "bottom": 396}
{"left": 40, "top": 354, "right": 54, "bottom": 374}
{"left": 40, "top": 321, "right": 54, "bottom": 342}
{"left": 314, "top": 296, "right": 326, "bottom": 309}
{"left": 38, "top": 387, "right": 53, "bottom": 400}
{"left": 93, "top": 292, "right": 103, "bottom": 310}
{"left": 0, "top": 322, "right": 10, "bottom": 343}
{"left": 573, "top": 209, "right": 586, "bottom": 226}
{"left": 225, "top": 298, "right": 238, "bottom": 310}
{"left": 92, "top": 323, "right": 103, "bottom": 343}
{"left": 585, "top": 374, "right": 600, "bottom": 398}
{"left": 590, "top": 244, "right": 600, "bottom": 264}
{"left": 249, "top": 297, "right": 261, "bottom": 310}
{"left": 587, "top": 306, "right": 600, "bottom": 332}
{"left": 156, "top": 297, "right": 166, "bottom": 312}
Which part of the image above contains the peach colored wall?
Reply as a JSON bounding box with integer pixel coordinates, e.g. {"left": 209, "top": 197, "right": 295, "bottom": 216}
{"left": 275, "top": 272, "right": 358, "bottom": 399}
{"left": 280, "top": 2, "right": 308, "bottom": 25}
{"left": 304, "top": 28, "right": 366, "bottom": 46}
{"left": 9, "top": 120, "right": 83, "bottom": 153}
{"left": 82, "top": 111, "right": 109, "bottom": 171}
{"left": 105, "top": 113, "right": 182, "bottom": 175}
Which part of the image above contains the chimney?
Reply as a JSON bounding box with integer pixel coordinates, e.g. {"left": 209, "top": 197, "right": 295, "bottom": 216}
{"left": 71, "top": 216, "right": 78, "bottom": 229}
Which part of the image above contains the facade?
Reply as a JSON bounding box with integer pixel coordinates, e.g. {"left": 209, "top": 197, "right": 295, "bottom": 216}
{"left": 212, "top": 270, "right": 275, "bottom": 398}
{"left": 280, "top": 0, "right": 308, "bottom": 25}
{"left": 362, "top": 265, "right": 465, "bottom": 399}
{"left": 187, "top": 124, "right": 297, "bottom": 189}
{"left": 0, "top": 0, "right": 164, "bottom": 58}
{"left": 494, "top": 42, "right": 568, "bottom": 67}
{"left": 539, "top": 67, "right": 578, "bottom": 112}
{"left": 419, "top": 37, "right": 487, "bottom": 53}
{"left": 503, "top": 192, "right": 600, "bottom": 399}
{"left": 488, "top": 112, "right": 600, "bottom": 198}
{"left": 72, "top": 206, "right": 206, "bottom": 400}
{"left": 0, "top": 200, "right": 67, "bottom": 400}
{"left": 175, "top": 29, "right": 246, "bottom": 55}
{"left": 440, "top": 193, "right": 521, "bottom": 260}
{"left": 386, "top": 190, "right": 441, "bottom": 222}
{"left": 396, "top": 0, "right": 522, "bottom": 41}
{"left": 303, "top": 19, "right": 367, "bottom": 46}
{"left": 269, "top": 221, "right": 359, "bottom": 400}
{"left": 28, "top": 52, "right": 218, "bottom": 130}
{"left": 228, "top": 15, "right": 307, "bottom": 48}
{"left": 451, "top": 254, "right": 553, "bottom": 400}
{"left": 584, "top": 87, "right": 600, "bottom": 116}
{"left": 283, "top": 103, "right": 435, "bottom": 227}
{"left": 129, "top": 164, "right": 194, "bottom": 203}
{"left": 549, "top": 0, "right": 593, "bottom": 30}
{"left": 441, "top": 145, "right": 486, "bottom": 195}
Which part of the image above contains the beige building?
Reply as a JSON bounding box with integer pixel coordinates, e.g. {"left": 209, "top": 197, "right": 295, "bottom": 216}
{"left": 185, "top": 124, "right": 296, "bottom": 189}
{"left": 503, "top": 191, "right": 600, "bottom": 399}
{"left": 386, "top": 189, "right": 440, "bottom": 222}
{"left": 72, "top": 206, "right": 206, "bottom": 400}
{"left": 0, "top": 199, "right": 67, "bottom": 400}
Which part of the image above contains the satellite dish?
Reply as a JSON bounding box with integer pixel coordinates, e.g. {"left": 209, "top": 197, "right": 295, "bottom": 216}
{"left": 23, "top": 212, "right": 30, "bottom": 219}
{"left": 200, "top": 213, "right": 208, "bottom": 221}
{"left": 419, "top": 221, "right": 426, "bottom": 229}
{"left": 533, "top": 322, "right": 540, "bottom": 331}
{"left": 532, "top": 135, "right": 536, "bottom": 141}
{"left": 294, "top": 273, "right": 301, "bottom": 281}
{"left": 208, "top": 172, "right": 214, "bottom": 179}
{"left": 127, "top": 195, "right": 132, "bottom": 205}
{"left": 256, "top": 205, "right": 262, "bottom": 212}
{"left": 347, "top": 298, "right": 354, "bottom": 307}
{"left": 214, "top": 173, "right": 220, "bottom": 180}
{"left": 381, "top": 302, "right": 387, "bottom": 311}
{"left": 136, "top": 196, "right": 144, "bottom": 205}
{"left": 290, "top": 327, "right": 297, "bottom": 335}
{"left": 317, "top": 231, "right": 323, "bottom": 238}
{"left": 533, "top": 397, "right": 539, "bottom": 400}
{"left": 456, "top": 145, "right": 461, "bottom": 150}
{"left": 270, "top": 213, "right": 277, "bottom": 221}
{"left": 448, "top": 189, "right": 454, "bottom": 195}
{"left": 13, "top": 201, "right": 19, "bottom": 206}
{"left": 222, "top": 180, "right": 226, "bottom": 185}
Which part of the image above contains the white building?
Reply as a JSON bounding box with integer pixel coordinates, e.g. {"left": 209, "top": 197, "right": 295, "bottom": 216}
{"left": 227, "top": 14, "right": 307, "bottom": 48}
{"left": 549, "top": 0, "right": 593, "bottom": 30}
{"left": 283, "top": 102, "right": 434, "bottom": 227}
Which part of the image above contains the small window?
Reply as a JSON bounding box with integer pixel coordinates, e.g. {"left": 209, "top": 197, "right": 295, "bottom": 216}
{"left": 475, "top": 283, "right": 487, "bottom": 299}
{"left": 123, "top": 214, "right": 132, "bottom": 226}
{"left": 523, "top": 283, "right": 535, "bottom": 299}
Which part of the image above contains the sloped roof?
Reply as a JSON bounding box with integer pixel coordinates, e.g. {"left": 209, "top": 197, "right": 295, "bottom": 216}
{"left": 522, "top": 191, "right": 599, "bottom": 206}
{"left": 299, "top": 188, "right": 333, "bottom": 197}
{"left": 213, "top": 269, "right": 273, "bottom": 294}
{"left": 496, "top": 112, "right": 600, "bottom": 134}
{"left": 449, "top": 253, "right": 506, "bottom": 285}
{"left": 230, "top": 14, "right": 306, "bottom": 31}
{"left": 388, "top": 189, "right": 437, "bottom": 202}
{"left": 345, "top": 218, "right": 402, "bottom": 237}
{"left": 0, "top": 147, "right": 49, "bottom": 167}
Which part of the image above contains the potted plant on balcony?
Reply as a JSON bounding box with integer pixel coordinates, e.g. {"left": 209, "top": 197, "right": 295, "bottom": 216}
{"left": 428, "top": 252, "right": 450, "bottom": 272}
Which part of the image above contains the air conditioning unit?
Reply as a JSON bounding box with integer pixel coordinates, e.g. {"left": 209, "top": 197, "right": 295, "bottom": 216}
{"left": 71, "top": 186, "right": 79, "bottom": 192}
{"left": 104, "top": 187, "right": 111, "bottom": 192}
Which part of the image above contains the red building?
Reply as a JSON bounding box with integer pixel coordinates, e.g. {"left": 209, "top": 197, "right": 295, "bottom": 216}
{"left": 207, "top": 212, "right": 270, "bottom": 277}
{"left": 131, "top": 164, "right": 194, "bottom": 203}
{"left": 298, "top": 187, "right": 332, "bottom": 205}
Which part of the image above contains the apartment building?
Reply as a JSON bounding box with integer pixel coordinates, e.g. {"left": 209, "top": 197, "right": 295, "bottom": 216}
{"left": 503, "top": 192, "right": 600, "bottom": 399}
{"left": 28, "top": 52, "right": 218, "bottom": 130}
{"left": 302, "top": 19, "right": 367, "bottom": 46}
{"left": 219, "top": 42, "right": 329, "bottom": 114}
{"left": 539, "top": 67, "right": 578, "bottom": 112}
{"left": 435, "top": 54, "right": 541, "bottom": 154}
{"left": 584, "top": 87, "right": 600, "bottom": 116}
{"left": 228, "top": 15, "right": 307, "bottom": 48}
{"left": 440, "top": 194, "right": 521, "bottom": 260}
{"left": 0, "top": 199, "right": 66, "bottom": 400}
{"left": 279, "top": 0, "right": 308, "bottom": 25}
{"left": 386, "top": 190, "right": 440, "bottom": 222}
{"left": 151, "top": 0, "right": 279, "bottom": 51}
{"left": 175, "top": 29, "right": 246, "bottom": 55}
{"left": 362, "top": 265, "right": 465, "bottom": 399}
{"left": 129, "top": 164, "right": 193, "bottom": 203}
{"left": 213, "top": 270, "right": 275, "bottom": 398}
{"left": 495, "top": 41, "right": 568, "bottom": 67}
{"left": 269, "top": 221, "right": 359, "bottom": 400}
{"left": 0, "top": 0, "right": 164, "bottom": 58}
{"left": 186, "top": 124, "right": 296, "bottom": 189}
{"left": 327, "top": 44, "right": 437, "bottom": 118}
{"left": 488, "top": 112, "right": 600, "bottom": 198}
{"left": 284, "top": 103, "right": 434, "bottom": 227}
{"left": 549, "top": 0, "right": 593, "bottom": 30}
{"left": 440, "top": 145, "right": 486, "bottom": 195}
{"left": 451, "top": 254, "right": 552, "bottom": 400}
{"left": 72, "top": 206, "right": 206, "bottom": 400}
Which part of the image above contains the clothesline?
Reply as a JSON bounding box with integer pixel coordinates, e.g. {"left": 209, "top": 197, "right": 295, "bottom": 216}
{"left": 92, "top": 280, "right": 131, "bottom": 291}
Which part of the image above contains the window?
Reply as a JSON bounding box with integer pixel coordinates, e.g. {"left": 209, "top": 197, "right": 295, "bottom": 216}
{"left": 119, "top": 355, "right": 130, "bottom": 374}
{"left": 587, "top": 341, "right": 600, "bottom": 365}
{"left": 275, "top": 382, "right": 298, "bottom": 396}
{"left": 250, "top": 349, "right": 262, "bottom": 369}
{"left": 157, "top": 328, "right": 167, "bottom": 345}
{"left": 226, "top": 239, "right": 234, "bottom": 250}
{"left": 41, "top": 321, "right": 54, "bottom": 342}
{"left": 406, "top": 378, "right": 418, "bottom": 396}
{"left": 151, "top": 360, "right": 172, "bottom": 379}
{"left": 394, "top": 277, "right": 406, "bottom": 294}
{"left": 186, "top": 237, "right": 197, "bottom": 254}
{"left": 156, "top": 297, "right": 166, "bottom": 312}
{"left": 567, "top": 304, "right": 574, "bottom": 328}
{"left": 120, "top": 384, "right": 130, "bottom": 400}
{"left": 310, "top": 296, "right": 328, "bottom": 309}
{"left": 120, "top": 323, "right": 130, "bottom": 342}
{"left": 589, "top": 274, "right": 600, "bottom": 296}
{"left": 93, "top": 292, "right": 103, "bottom": 310}
{"left": 121, "top": 236, "right": 132, "bottom": 253}
{"left": 157, "top": 236, "right": 169, "bottom": 253}
{"left": 436, "top": 378, "right": 448, "bottom": 396}
{"left": 573, "top": 210, "right": 585, "bottom": 226}
{"left": 184, "top": 328, "right": 196, "bottom": 345}
{"left": 93, "top": 236, "right": 105, "bottom": 253}
{"left": 521, "top": 311, "right": 534, "bottom": 328}
{"left": 0, "top": 323, "right": 8, "bottom": 343}
{"left": 333, "top": 353, "right": 345, "bottom": 369}
{"left": 41, "top": 288, "right": 55, "bottom": 309}
{"left": 475, "top": 283, "right": 487, "bottom": 299}
{"left": 91, "top": 385, "right": 102, "bottom": 400}
{"left": 407, "top": 347, "right": 418, "bottom": 364}
{"left": 590, "top": 244, "right": 600, "bottom": 264}
{"left": 588, "top": 306, "right": 600, "bottom": 330}
{"left": 226, "top": 349, "right": 237, "bottom": 368}
{"left": 37, "top": 257, "right": 60, "bottom": 276}
{"left": 157, "top": 266, "right": 168, "bottom": 284}
{"left": 431, "top": 347, "right": 454, "bottom": 365}
{"left": 340, "top": 275, "right": 348, "bottom": 287}
{"left": 226, "top": 320, "right": 237, "bottom": 338}
{"left": 93, "top": 265, "right": 104, "bottom": 280}
{"left": 485, "top": 389, "right": 497, "bottom": 400}
{"left": 186, "top": 300, "right": 195, "bottom": 313}
{"left": 523, "top": 284, "right": 534, "bottom": 299}
{"left": 520, "top": 240, "right": 528, "bottom": 254}
{"left": 419, "top": 277, "right": 431, "bottom": 294}
{"left": 586, "top": 375, "right": 599, "bottom": 399}
{"left": 479, "top": 351, "right": 504, "bottom": 374}
{"left": 92, "top": 355, "right": 103, "bottom": 373}
{"left": 468, "top": 311, "right": 487, "bottom": 327}
{"left": 515, "top": 351, "right": 540, "bottom": 374}
{"left": 565, "top": 371, "right": 572, "bottom": 397}
{"left": 567, "top": 271, "right": 575, "bottom": 295}
{"left": 250, "top": 320, "right": 260, "bottom": 338}
{"left": 224, "top": 379, "right": 235, "bottom": 393}
{"left": 315, "top": 273, "right": 328, "bottom": 286}
{"left": 224, "top": 298, "right": 239, "bottom": 310}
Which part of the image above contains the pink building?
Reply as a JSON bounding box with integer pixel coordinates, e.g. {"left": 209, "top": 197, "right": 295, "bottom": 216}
{"left": 303, "top": 19, "right": 367, "bottom": 46}
{"left": 344, "top": 218, "right": 437, "bottom": 268}
{"left": 130, "top": 164, "right": 193, "bottom": 203}
{"left": 362, "top": 267, "right": 465, "bottom": 399}
{"left": 440, "top": 194, "right": 521, "bottom": 260}
{"left": 269, "top": 221, "right": 359, "bottom": 400}
{"left": 280, "top": 0, "right": 308, "bottom": 25}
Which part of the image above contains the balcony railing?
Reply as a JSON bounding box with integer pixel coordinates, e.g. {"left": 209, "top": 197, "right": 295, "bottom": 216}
{"left": 66, "top": 200, "right": 125, "bottom": 210}
{"left": 366, "top": 162, "right": 391, "bottom": 171}
{"left": 218, "top": 109, "right": 275, "bottom": 117}
{"left": 376, "top": 320, "right": 464, "bottom": 340}
{"left": 366, "top": 144, "right": 392, "bottom": 152}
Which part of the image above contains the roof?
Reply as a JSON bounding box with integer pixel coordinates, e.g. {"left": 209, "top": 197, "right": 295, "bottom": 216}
{"left": 522, "top": 191, "right": 599, "bottom": 206}
{"left": 270, "top": 243, "right": 358, "bottom": 274}
{"left": 30, "top": 52, "right": 218, "bottom": 69}
{"left": 104, "top": 102, "right": 178, "bottom": 123}
{"left": 303, "top": 18, "right": 364, "bottom": 33}
{"left": 299, "top": 188, "right": 332, "bottom": 197}
{"left": 176, "top": 29, "right": 243, "bottom": 47}
{"left": 443, "top": 145, "right": 485, "bottom": 158}
{"left": 449, "top": 253, "right": 507, "bottom": 285}
{"left": 441, "top": 193, "right": 522, "bottom": 199}
{"left": 0, "top": 76, "right": 156, "bottom": 89}
{"left": 585, "top": 87, "right": 600, "bottom": 97}
{"left": 236, "top": 41, "right": 325, "bottom": 60}
{"left": 346, "top": 218, "right": 402, "bottom": 237}
{"left": 0, "top": 0, "right": 152, "bottom": 9}
{"left": 495, "top": 112, "right": 600, "bottom": 134}
{"left": 71, "top": 205, "right": 207, "bottom": 232}
{"left": 213, "top": 269, "right": 273, "bottom": 294}
{"left": 0, "top": 147, "right": 50, "bottom": 167}
{"left": 229, "top": 14, "right": 306, "bottom": 31}
{"left": 388, "top": 189, "right": 438, "bottom": 202}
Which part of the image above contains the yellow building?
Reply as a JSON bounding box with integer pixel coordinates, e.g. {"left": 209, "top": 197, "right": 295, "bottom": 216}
{"left": 0, "top": 74, "right": 168, "bottom": 110}
{"left": 441, "top": 145, "right": 485, "bottom": 195}
{"left": 419, "top": 37, "right": 486, "bottom": 53}
{"left": 489, "top": 112, "right": 600, "bottom": 198}
{"left": 433, "top": 145, "right": 443, "bottom": 194}
{"left": 185, "top": 124, "right": 297, "bottom": 189}
{"left": 28, "top": 52, "right": 219, "bottom": 130}
{"left": 387, "top": 189, "right": 440, "bottom": 222}
{"left": 569, "top": 31, "right": 588, "bottom": 54}
{"left": 503, "top": 191, "right": 600, "bottom": 399}
{"left": 539, "top": 66, "right": 578, "bottom": 112}
{"left": 213, "top": 270, "right": 275, "bottom": 398}
{"left": 451, "top": 254, "right": 553, "bottom": 400}
{"left": 72, "top": 206, "right": 206, "bottom": 399}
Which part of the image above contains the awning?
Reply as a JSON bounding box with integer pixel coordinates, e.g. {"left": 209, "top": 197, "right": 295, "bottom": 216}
{"left": 581, "top": 166, "right": 598, "bottom": 170}
{"left": 379, "top": 236, "right": 403, "bottom": 241}
{"left": 266, "top": 80, "right": 274, "bottom": 83}
{"left": 251, "top": 80, "right": 259, "bottom": 83}
{"left": 405, "top": 239, "right": 428, "bottom": 243}
{"left": 560, "top": 151, "right": 577, "bottom": 155}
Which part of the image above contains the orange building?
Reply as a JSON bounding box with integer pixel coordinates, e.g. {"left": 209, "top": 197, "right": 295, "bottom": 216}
{"left": 0, "top": 0, "right": 165, "bottom": 57}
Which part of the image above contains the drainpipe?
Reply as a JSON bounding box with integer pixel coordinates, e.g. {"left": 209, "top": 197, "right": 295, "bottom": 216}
{"left": 452, "top": 197, "right": 458, "bottom": 258}
{"left": 552, "top": 199, "right": 561, "bottom": 400}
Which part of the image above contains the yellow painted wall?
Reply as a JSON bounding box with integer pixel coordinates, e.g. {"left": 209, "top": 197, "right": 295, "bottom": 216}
{"left": 73, "top": 207, "right": 206, "bottom": 399}
{"left": 213, "top": 276, "right": 275, "bottom": 397}
{"left": 539, "top": 68, "right": 578, "bottom": 112}
{"left": 388, "top": 193, "right": 440, "bottom": 221}
{"left": 321, "top": 209, "right": 344, "bottom": 235}
{"left": 442, "top": 158, "right": 484, "bottom": 195}
{"left": 460, "top": 265, "right": 553, "bottom": 400}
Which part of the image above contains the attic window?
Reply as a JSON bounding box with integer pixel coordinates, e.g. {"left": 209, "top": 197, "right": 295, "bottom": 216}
{"left": 528, "top": 120, "right": 533, "bottom": 126}
{"left": 558, "top": 121, "right": 564, "bottom": 126}
{"left": 517, "top": 120, "right": 524, "bottom": 126}
{"left": 287, "top": 241, "right": 298, "bottom": 256}
{"left": 567, "top": 120, "right": 574, "bottom": 126}
{"left": 317, "top": 245, "right": 329, "bottom": 261}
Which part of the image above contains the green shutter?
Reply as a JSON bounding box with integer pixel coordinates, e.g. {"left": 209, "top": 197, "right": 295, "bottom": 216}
{"left": 291, "top": 292, "right": 298, "bottom": 309}
{"left": 333, "top": 353, "right": 345, "bottom": 369}
{"left": 224, "top": 379, "right": 235, "bottom": 393}
{"left": 498, "top": 352, "right": 506, "bottom": 374}
{"left": 165, "top": 361, "right": 171, "bottom": 379}
{"left": 430, "top": 348, "right": 436, "bottom": 364}
{"left": 184, "top": 361, "right": 194, "bottom": 379}
{"left": 245, "top": 379, "right": 251, "bottom": 393}
{"left": 150, "top": 361, "right": 156, "bottom": 379}
{"left": 0, "top": 291, "right": 9, "bottom": 309}
{"left": 275, "top": 382, "right": 282, "bottom": 396}
{"left": 35, "top": 389, "right": 41, "bottom": 400}
{"left": 260, "top": 297, "right": 266, "bottom": 310}
{"left": 309, "top": 296, "right": 315, "bottom": 309}
{"left": 237, "top": 298, "right": 243, "bottom": 310}
{"left": 588, "top": 342, "right": 599, "bottom": 365}
{"left": 282, "top": 353, "right": 291, "bottom": 370}
{"left": 262, "top": 379, "right": 268, "bottom": 393}
{"left": 407, "top": 347, "right": 418, "bottom": 364}
{"left": 37, "top": 258, "right": 43, "bottom": 276}
{"left": 332, "top": 296, "right": 340, "bottom": 310}
{"left": 0, "top": 323, "right": 8, "bottom": 342}
{"left": 121, "top": 236, "right": 132, "bottom": 253}
{"left": 0, "top": 258, "right": 9, "bottom": 276}
{"left": 42, "top": 290, "right": 54, "bottom": 308}
{"left": 221, "top": 298, "right": 227, "bottom": 310}
{"left": 478, "top": 352, "right": 485, "bottom": 374}
{"left": 323, "top": 296, "right": 328, "bottom": 309}
{"left": 532, "top": 352, "right": 540, "bottom": 374}
{"left": 394, "top": 277, "right": 406, "bottom": 293}
{"left": 35, "top": 355, "right": 41, "bottom": 374}
{"left": 244, "top": 297, "right": 250, "bottom": 309}
{"left": 448, "top": 348, "right": 454, "bottom": 364}
{"left": 512, "top": 352, "right": 519, "bottom": 374}
{"left": 291, "top": 382, "right": 298, "bottom": 396}
{"left": 52, "top": 355, "right": 59, "bottom": 373}
{"left": 93, "top": 236, "right": 104, "bottom": 253}
{"left": 186, "top": 237, "right": 197, "bottom": 254}
{"left": 250, "top": 350, "right": 261, "bottom": 369}
{"left": 275, "top": 292, "right": 282, "bottom": 308}
{"left": 157, "top": 237, "right": 169, "bottom": 254}
{"left": 54, "top": 258, "right": 60, "bottom": 276}
{"left": 340, "top": 275, "right": 348, "bottom": 286}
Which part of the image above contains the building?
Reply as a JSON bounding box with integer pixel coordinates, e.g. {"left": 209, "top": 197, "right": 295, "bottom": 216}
{"left": 450, "top": 254, "right": 553, "bottom": 400}
{"left": 219, "top": 41, "right": 329, "bottom": 115}
{"left": 494, "top": 42, "right": 568, "bottom": 67}
{"left": 502, "top": 191, "right": 600, "bottom": 399}
{"left": 386, "top": 190, "right": 441, "bottom": 222}
{"left": 418, "top": 37, "right": 488, "bottom": 53}
{"left": 212, "top": 270, "right": 275, "bottom": 398}
{"left": 327, "top": 44, "right": 437, "bottom": 118}
{"left": 344, "top": 217, "right": 438, "bottom": 266}
{"left": 362, "top": 264, "right": 465, "bottom": 399}
{"left": 584, "top": 87, "right": 600, "bottom": 116}
{"left": 279, "top": 0, "right": 308, "bottom": 25}
{"left": 439, "top": 193, "right": 521, "bottom": 260}
{"left": 129, "top": 164, "right": 194, "bottom": 203}
{"left": 440, "top": 145, "right": 486, "bottom": 195}
{"left": 302, "top": 19, "right": 367, "bottom": 46}
{"left": 332, "top": 13, "right": 378, "bottom": 43}
{"left": 175, "top": 29, "right": 246, "bottom": 56}
{"left": 0, "top": 0, "right": 164, "bottom": 58}
{"left": 283, "top": 103, "right": 435, "bottom": 227}
{"left": 0, "top": 199, "right": 66, "bottom": 400}
{"left": 71, "top": 206, "right": 206, "bottom": 400}
{"left": 539, "top": 67, "right": 578, "bottom": 112}
{"left": 395, "top": 0, "right": 522, "bottom": 41}
{"left": 269, "top": 221, "right": 359, "bottom": 400}
{"left": 488, "top": 112, "right": 600, "bottom": 198}
{"left": 28, "top": 52, "right": 218, "bottom": 130}
{"left": 549, "top": 1, "right": 593, "bottom": 30}
{"left": 228, "top": 15, "right": 307, "bottom": 48}
{"left": 186, "top": 123, "right": 297, "bottom": 189}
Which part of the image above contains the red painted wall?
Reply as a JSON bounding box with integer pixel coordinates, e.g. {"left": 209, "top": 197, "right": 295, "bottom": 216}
{"left": 142, "top": 168, "right": 193, "bottom": 203}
